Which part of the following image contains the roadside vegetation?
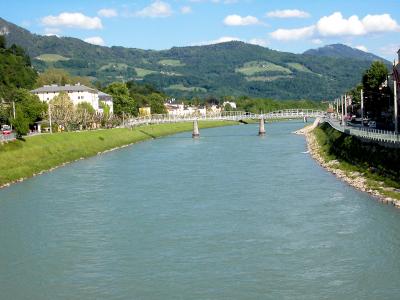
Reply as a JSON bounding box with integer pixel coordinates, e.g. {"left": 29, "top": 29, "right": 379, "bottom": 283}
{"left": 314, "top": 123, "right": 400, "bottom": 200}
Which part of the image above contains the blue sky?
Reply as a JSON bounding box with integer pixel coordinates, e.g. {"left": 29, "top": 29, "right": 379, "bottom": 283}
{"left": 1, "top": 0, "right": 399, "bottom": 59}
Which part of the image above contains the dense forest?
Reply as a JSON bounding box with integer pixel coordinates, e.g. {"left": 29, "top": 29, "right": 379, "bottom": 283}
{"left": 0, "top": 17, "right": 389, "bottom": 101}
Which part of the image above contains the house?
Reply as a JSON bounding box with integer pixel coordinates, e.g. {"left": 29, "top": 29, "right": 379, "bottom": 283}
{"left": 31, "top": 83, "right": 113, "bottom": 113}
{"left": 139, "top": 107, "right": 151, "bottom": 116}
{"left": 98, "top": 91, "right": 114, "bottom": 114}
{"left": 165, "top": 103, "right": 206, "bottom": 117}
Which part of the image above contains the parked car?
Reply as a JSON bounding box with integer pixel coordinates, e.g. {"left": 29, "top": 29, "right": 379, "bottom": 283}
{"left": 367, "top": 121, "right": 376, "bottom": 128}
{"left": 1, "top": 125, "right": 12, "bottom": 135}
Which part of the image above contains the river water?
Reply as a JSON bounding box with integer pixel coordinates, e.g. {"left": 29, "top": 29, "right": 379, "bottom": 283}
{"left": 1, "top": 122, "right": 400, "bottom": 299}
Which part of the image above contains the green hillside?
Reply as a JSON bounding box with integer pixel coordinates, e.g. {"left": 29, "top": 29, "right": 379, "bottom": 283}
{"left": 0, "top": 17, "right": 390, "bottom": 100}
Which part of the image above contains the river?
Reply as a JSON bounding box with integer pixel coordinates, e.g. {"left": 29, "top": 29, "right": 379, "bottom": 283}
{"left": 1, "top": 122, "right": 400, "bottom": 299}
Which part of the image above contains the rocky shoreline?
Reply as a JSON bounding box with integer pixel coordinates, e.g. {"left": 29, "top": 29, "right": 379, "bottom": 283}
{"left": 294, "top": 120, "right": 400, "bottom": 208}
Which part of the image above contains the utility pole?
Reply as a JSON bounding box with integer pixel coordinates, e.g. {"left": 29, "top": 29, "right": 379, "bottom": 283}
{"left": 344, "top": 93, "right": 348, "bottom": 121}
{"left": 336, "top": 98, "right": 339, "bottom": 117}
{"left": 394, "top": 80, "right": 398, "bottom": 134}
{"left": 48, "top": 103, "right": 52, "bottom": 134}
{"left": 341, "top": 95, "right": 344, "bottom": 125}
{"left": 360, "top": 89, "right": 364, "bottom": 127}
{"left": 10, "top": 101, "right": 16, "bottom": 131}
{"left": 122, "top": 111, "right": 125, "bottom": 127}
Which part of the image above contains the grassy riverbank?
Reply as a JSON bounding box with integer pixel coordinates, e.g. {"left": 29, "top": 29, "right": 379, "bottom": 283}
{"left": 312, "top": 123, "right": 400, "bottom": 202}
{"left": 0, "top": 121, "right": 238, "bottom": 187}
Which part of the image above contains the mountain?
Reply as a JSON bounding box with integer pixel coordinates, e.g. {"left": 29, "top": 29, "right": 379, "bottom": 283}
{"left": 0, "top": 18, "right": 390, "bottom": 100}
{"left": 303, "top": 44, "right": 386, "bottom": 62}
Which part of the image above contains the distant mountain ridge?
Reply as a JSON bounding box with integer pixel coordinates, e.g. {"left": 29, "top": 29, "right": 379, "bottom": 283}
{"left": 0, "top": 17, "right": 390, "bottom": 100}
{"left": 303, "top": 44, "right": 386, "bottom": 62}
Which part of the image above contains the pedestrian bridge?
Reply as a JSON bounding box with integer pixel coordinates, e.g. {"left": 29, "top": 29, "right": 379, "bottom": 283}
{"left": 126, "top": 109, "right": 326, "bottom": 127}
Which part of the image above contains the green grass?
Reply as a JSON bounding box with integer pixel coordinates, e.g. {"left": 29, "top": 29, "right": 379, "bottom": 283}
{"left": 99, "top": 63, "right": 128, "bottom": 71}
{"left": 134, "top": 67, "right": 158, "bottom": 77}
{"left": 158, "top": 59, "right": 185, "bottom": 67}
{"left": 236, "top": 61, "right": 292, "bottom": 76}
{"left": 35, "top": 54, "right": 70, "bottom": 62}
{"left": 165, "top": 84, "right": 207, "bottom": 92}
{"left": 286, "top": 63, "right": 314, "bottom": 73}
{"left": 0, "top": 121, "right": 238, "bottom": 187}
{"left": 313, "top": 125, "right": 400, "bottom": 201}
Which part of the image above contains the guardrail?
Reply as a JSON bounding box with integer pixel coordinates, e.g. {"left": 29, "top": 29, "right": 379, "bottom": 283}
{"left": 325, "top": 118, "right": 400, "bottom": 144}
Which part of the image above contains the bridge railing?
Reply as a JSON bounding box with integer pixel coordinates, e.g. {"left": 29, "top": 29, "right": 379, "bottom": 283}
{"left": 125, "top": 109, "right": 326, "bottom": 127}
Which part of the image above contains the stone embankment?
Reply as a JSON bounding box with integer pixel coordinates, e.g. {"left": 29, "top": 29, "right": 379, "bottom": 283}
{"left": 295, "top": 119, "right": 400, "bottom": 208}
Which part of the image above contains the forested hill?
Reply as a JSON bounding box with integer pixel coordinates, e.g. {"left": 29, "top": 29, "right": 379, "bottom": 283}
{"left": 303, "top": 44, "right": 386, "bottom": 61}
{"left": 0, "top": 17, "right": 390, "bottom": 100}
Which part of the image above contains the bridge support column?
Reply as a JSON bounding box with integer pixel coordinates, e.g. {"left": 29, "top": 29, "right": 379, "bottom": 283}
{"left": 259, "top": 117, "right": 266, "bottom": 136}
{"left": 192, "top": 119, "right": 200, "bottom": 138}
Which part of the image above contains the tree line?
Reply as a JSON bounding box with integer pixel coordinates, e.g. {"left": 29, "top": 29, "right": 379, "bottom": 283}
{"left": 345, "top": 61, "right": 394, "bottom": 129}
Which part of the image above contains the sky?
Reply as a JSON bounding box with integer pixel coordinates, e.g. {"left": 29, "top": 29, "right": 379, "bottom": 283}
{"left": 1, "top": 0, "right": 400, "bottom": 60}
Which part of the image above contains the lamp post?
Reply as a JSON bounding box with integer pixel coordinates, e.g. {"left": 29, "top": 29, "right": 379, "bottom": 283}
{"left": 361, "top": 89, "right": 364, "bottom": 127}
{"left": 394, "top": 80, "right": 398, "bottom": 134}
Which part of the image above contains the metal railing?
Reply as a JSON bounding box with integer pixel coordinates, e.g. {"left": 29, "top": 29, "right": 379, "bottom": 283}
{"left": 325, "top": 118, "right": 400, "bottom": 144}
{"left": 125, "top": 109, "right": 326, "bottom": 127}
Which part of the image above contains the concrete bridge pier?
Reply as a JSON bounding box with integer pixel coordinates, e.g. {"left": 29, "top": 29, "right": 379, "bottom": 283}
{"left": 259, "top": 117, "right": 266, "bottom": 136}
{"left": 192, "top": 119, "right": 200, "bottom": 138}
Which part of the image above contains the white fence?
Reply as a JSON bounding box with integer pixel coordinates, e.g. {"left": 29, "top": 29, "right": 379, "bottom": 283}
{"left": 325, "top": 118, "right": 400, "bottom": 144}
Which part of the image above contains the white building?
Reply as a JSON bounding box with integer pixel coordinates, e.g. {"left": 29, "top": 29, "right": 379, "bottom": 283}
{"left": 165, "top": 103, "right": 206, "bottom": 117}
{"left": 98, "top": 91, "right": 114, "bottom": 114}
{"left": 222, "top": 101, "right": 237, "bottom": 109}
{"left": 31, "top": 83, "right": 113, "bottom": 113}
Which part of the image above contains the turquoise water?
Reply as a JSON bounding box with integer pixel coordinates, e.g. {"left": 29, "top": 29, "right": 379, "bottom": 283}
{"left": 1, "top": 122, "right": 400, "bottom": 299}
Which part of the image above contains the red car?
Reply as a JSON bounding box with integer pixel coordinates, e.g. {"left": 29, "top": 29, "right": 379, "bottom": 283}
{"left": 1, "top": 125, "right": 12, "bottom": 135}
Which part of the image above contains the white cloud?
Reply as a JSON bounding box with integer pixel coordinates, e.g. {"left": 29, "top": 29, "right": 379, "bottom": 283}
{"left": 180, "top": 6, "right": 192, "bottom": 14}
{"left": 270, "top": 12, "right": 400, "bottom": 42}
{"left": 84, "top": 36, "right": 105, "bottom": 46}
{"left": 98, "top": 8, "right": 118, "bottom": 18}
{"left": 223, "top": 14, "right": 260, "bottom": 26}
{"left": 362, "top": 14, "right": 400, "bottom": 33}
{"left": 248, "top": 38, "right": 268, "bottom": 47}
{"left": 311, "top": 39, "right": 323, "bottom": 45}
{"left": 41, "top": 12, "right": 102, "bottom": 29}
{"left": 317, "top": 12, "right": 365, "bottom": 36}
{"left": 355, "top": 45, "right": 368, "bottom": 52}
{"left": 136, "top": 1, "right": 173, "bottom": 18}
{"left": 266, "top": 9, "right": 310, "bottom": 18}
{"left": 194, "top": 36, "right": 268, "bottom": 47}
{"left": 189, "top": 0, "right": 237, "bottom": 3}
{"left": 316, "top": 12, "right": 400, "bottom": 37}
{"left": 270, "top": 26, "right": 315, "bottom": 41}
{"left": 194, "top": 36, "right": 241, "bottom": 46}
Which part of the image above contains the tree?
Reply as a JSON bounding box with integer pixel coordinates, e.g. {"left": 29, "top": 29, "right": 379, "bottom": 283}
{"left": 77, "top": 102, "right": 95, "bottom": 114}
{"left": 12, "top": 89, "right": 47, "bottom": 125}
{"left": 104, "top": 82, "right": 137, "bottom": 116}
{"left": 99, "top": 101, "right": 112, "bottom": 127}
{"left": 35, "top": 68, "right": 94, "bottom": 88}
{"left": 49, "top": 92, "right": 74, "bottom": 131}
{"left": 362, "top": 61, "right": 388, "bottom": 92}
{"left": 0, "top": 35, "right": 6, "bottom": 49}
{"left": 11, "top": 107, "right": 29, "bottom": 138}
{"left": 362, "top": 61, "right": 390, "bottom": 121}
{"left": 149, "top": 93, "right": 166, "bottom": 114}
{"left": 0, "top": 40, "right": 37, "bottom": 99}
